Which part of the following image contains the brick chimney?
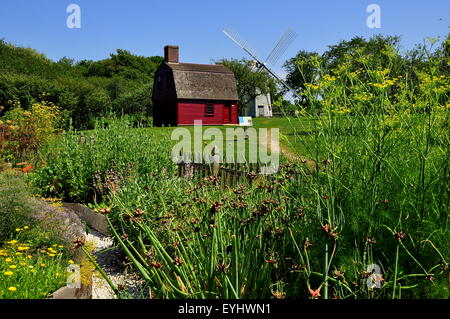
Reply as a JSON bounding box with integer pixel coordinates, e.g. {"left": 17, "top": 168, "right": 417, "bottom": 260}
{"left": 164, "top": 45, "right": 179, "bottom": 63}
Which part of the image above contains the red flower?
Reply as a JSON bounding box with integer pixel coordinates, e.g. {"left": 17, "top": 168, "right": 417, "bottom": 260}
{"left": 99, "top": 207, "right": 111, "bottom": 215}
{"left": 394, "top": 231, "right": 406, "bottom": 241}
{"left": 134, "top": 209, "right": 145, "bottom": 217}
{"left": 308, "top": 287, "right": 321, "bottom": 299}
{"left": 173, "top": 256, "right": 183, "bottom": 266}
{"left": 73, "top": 237, "right": 85, "bottom": 248}
{"left": 150, "top": 261, "right": 163, "bottom": 269}
{"left": 21, "top": 165, "right": 33, "bottom": 173}
{"left": 322, "top": 224, "right": 337, "bottom": 238}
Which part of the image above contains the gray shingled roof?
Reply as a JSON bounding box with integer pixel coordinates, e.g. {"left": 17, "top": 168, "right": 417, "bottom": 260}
{"left": 165, "top": 62, "right": 239, "bottom": 101}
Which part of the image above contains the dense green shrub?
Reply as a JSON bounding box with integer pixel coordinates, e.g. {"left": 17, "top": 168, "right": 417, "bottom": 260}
{"left": 0, "top": 39, "right": 162, "bottom": 129}
{"left": 0, "top": 171, "right": 36, "bottom": 243}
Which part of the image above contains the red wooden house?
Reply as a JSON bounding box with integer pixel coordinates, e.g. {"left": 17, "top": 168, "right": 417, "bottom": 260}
{"left": 152, "top": 45, "right": 239, "bottom": 126}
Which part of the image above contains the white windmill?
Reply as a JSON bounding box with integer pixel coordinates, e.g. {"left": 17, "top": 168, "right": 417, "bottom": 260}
{"left": 223, "top": 27, "right": 304, "bottom": 117}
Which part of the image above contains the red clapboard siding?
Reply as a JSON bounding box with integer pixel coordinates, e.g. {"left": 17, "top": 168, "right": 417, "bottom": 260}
{"left": 175, "top": 101, "right": 238, "bottom": 125}
{"left": 178, "top": 102, "right": 225, "bottom": 125}
{"left": 230, "top": 103, "right": 238, "bottom": 124}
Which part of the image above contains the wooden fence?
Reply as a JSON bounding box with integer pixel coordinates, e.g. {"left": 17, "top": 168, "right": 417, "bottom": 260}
{"left": 176, "top": 147, "right": 273, "bottom": 186}
{"left": 79, "top": 133, "right": 277, "bottom": 187}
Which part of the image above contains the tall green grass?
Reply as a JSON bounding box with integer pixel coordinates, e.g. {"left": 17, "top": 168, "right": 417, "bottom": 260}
{"left": 32, "top": 54, "right": 449, "bottom": 299}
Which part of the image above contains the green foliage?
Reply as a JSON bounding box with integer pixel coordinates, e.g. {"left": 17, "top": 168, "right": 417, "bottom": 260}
{"left": 283, "top": 50, "right": 321, "bottom": 92}
{"left": 31, "top": 118, "right": 174, "bottom": 202}
{"left": 7, "top": 32, "right": 450, "bottom": 299}
{"left": 31, "top": 111, "right": 449, "bottom": 298}
{"left": 0, "top": 171, "right": 36, "bottom": 243}
{"left": 216, "top": 58, "right": 277, "bottom": 114}
{"left": 284, "top": 33, "right": 450, "bottom": 111}
{"left": 0, "top": 219, "right": 70, "bottom": 299}
{"left": 322, "top": 34, "right": 404, "bottom": 72}
{"left": 0, "top": 39, "right": 163, "bottom": 129}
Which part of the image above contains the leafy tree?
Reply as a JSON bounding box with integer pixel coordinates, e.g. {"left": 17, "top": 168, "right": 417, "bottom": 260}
{"left": 283, "top": 50, "right": 321, "bottom": 92}
{"left": 0, "top": 40, "right": 163, "bottom": 128}
{"left": 216, "top": 58, "right": 277, "bottom": 114}
{"left": 323, "top": 35, "right": 404, "bottom": 71}
{"left": 284, "top": 35, "right": 407, "bottom": 91}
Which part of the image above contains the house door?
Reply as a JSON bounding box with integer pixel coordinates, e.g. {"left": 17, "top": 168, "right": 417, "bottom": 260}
{"left": 257, "top": 105, "right": 264, "bottom": 117}
{"left": 223, "top": 104, "right": 231, "bottom": 124}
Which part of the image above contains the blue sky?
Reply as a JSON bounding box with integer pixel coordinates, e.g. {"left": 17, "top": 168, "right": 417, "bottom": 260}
{"left": 0, "top": 0, "right": 449, "bottom": 75}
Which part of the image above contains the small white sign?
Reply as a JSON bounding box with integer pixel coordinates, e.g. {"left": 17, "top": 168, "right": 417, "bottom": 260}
{"left": 239, "top": 117, "right": 253, "bottom": 127}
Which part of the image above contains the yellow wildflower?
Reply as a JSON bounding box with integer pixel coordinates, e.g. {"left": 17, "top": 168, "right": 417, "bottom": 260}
{"left": 8, "top": 287, "right": 17, "bottom": 292}
{"left": 4, "top": 271, "right": 13, "bottom": 276}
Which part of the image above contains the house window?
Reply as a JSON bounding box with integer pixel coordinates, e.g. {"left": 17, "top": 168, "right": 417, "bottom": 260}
{"left": 205, "top": 104, "right": 214, "bottom": 117}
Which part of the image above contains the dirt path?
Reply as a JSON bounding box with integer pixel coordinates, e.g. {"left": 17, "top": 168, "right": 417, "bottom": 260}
{"left": 87, "top": 230, "right": 146, "bottom": 299}
{"left": 261, "top": 129, "right": 316, "bottom": 169}
{"left": 10, "top": 180, "right": 145, "bottom": 299}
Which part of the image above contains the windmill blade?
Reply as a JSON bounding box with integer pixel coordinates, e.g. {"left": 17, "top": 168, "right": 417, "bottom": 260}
{"left": 265, "top": 28, "right": 297, "bottom": 66}
{"left": 222, "top": 28, "right": 260, "bottom": 61}
{"left": 269, "top": 30, "right": 297, "bottom": 66}
{"left": 223, "top": 27, "right": 304, "bottom": 103}
{"left": 258, "top": 63, "right": 302, "bottom": 100}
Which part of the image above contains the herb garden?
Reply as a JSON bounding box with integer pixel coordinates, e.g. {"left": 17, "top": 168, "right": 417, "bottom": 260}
{"left": 0, "top": 33, "right": 448, "bottom": 299}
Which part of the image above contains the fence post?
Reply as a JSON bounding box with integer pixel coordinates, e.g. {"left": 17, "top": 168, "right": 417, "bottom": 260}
{"left": 79, "top": 132, "right": 85, "bottom": 144}
{"left": 224, "top": 158, "right": 230, "bottom": 186}
{"left": 178, "top": 150, "right": 183, "bottom": 177}
{"left": 211, "top": 146, "right": 220, "bottom": 177}
{"left": 185, "top": 152, "right": 193, "bottom": 179}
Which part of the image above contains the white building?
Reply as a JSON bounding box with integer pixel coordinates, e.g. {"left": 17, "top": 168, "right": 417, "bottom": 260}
{"left": 248, "top": 88, "right": 272, "bottom": 117}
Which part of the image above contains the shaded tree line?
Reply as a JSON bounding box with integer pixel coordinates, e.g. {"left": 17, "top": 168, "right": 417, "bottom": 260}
{"left": 283, "top": 33, "right": 449, "bottom": 105}
{"left": 0, "top": 40, "right": 163, "bottom": 129}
